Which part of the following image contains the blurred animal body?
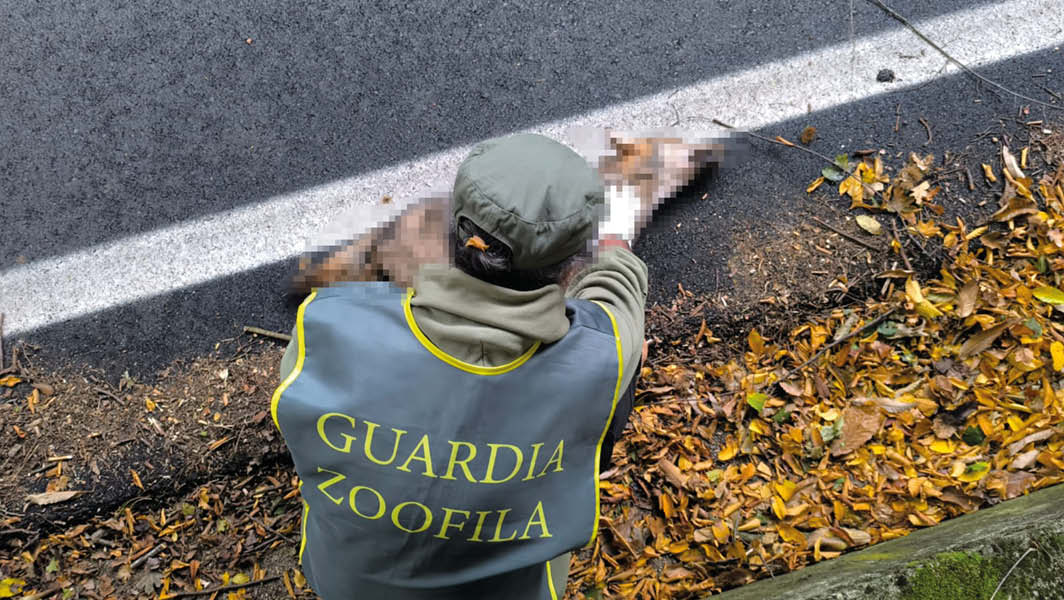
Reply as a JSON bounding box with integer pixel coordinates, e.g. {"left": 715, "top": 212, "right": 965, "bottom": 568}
{"left": 290, "top": 130, "right": 728, "bottom": 296}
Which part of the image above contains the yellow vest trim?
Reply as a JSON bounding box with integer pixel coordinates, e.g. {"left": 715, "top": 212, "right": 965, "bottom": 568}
{"left": 298, "top": 481, "right": 309, "bottom": 564}
{"left": 270, "top": 290, "right": 318, "bottom": 430}
{"left": 402, "top": 287, "right": 540, "bottom": 376}
{"left": 545, "top": 560, "right": 559, "bottom": 600}
{"left": 587, "top": 301, "right": 624, "bottom": 547}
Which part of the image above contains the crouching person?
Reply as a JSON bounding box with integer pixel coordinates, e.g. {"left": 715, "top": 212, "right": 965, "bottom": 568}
{"left": 273, "top": 132, "right": 707, "bottom": 599}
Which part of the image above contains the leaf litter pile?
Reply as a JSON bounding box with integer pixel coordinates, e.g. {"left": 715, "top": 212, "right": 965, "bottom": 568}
{"left": 564, "top": 130, "right": 1064, "bottom": 598}
{"left": 1, "top": 126, "right": 1063, "bottom": 599}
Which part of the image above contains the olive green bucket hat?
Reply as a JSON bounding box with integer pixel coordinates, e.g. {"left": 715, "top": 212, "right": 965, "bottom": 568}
{"left": 452, "top": 133, "right": 605, "bottom": 270}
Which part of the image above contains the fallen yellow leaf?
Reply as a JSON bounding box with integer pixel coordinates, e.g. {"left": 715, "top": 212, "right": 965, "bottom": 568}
{"left": 131, "top": 469, "right": 144, "bottom": 491}
{"left": 930, "top": 439, "right": 955, "bottom": 454}
{"left": 982, "top": 163, "right": 997, "bottom": 183}
{"left": 774, "top": 480, "right": 797, "bottom": 502}
{"left": 0, "top": 578, "right": 26, "bottom": 598}
{"left": 1052, "top": 342, "right": 1064, "bottom": 371}
{"left": 748, "top": 329, "right": 766, "bottom": 355}
{"left": 839, "top": 175, "right": 863, "bottom": 203}
{"left": 807, "top": 176, "right": 826, "bottom": 193}
{"left": 772, "top": 495, "right": 786, "bottom": 520}
{"left": 718, "top": 439, "right": 738, "bottom": 462}
{"left": 915, "top": 300, "right": 944, "bottom": 319}
{"left": 660, "top": 492, "right": 675, "bottom": 518}
{"left": 777, "top": 523, "right": 806, "bottom": 545}
{"left": 958, "top": 462, "right": 991, "bottom": 482}
{"left": 856, "top": 215, "right": 882, "bottom": 235}
{"left": 905, "top": 278, "right": 926, "bottom": 304}
{"left": 738, "top": 518, "right": 761, "bottom": 532}
{"left": 1033, "top": 286, "right": 1064, "bottom": 304}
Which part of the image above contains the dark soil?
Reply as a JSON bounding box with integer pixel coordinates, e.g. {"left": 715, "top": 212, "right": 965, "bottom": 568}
{"left": 0, "top": 337, "right": 290, "bottom": 548}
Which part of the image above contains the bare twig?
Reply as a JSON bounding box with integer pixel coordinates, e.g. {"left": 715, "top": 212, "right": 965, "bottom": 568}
{"left": 809, "top": 216, "right": 881, "bottom": 252}
{"left": 890, "top": 221, "right": 914, "bottom": 271}
{"left": 864, "top": 0, "right": 1062, "bottom": 111}
{"left": 776, "top": 308, "right": 898, "bottom": 383}
{"left": 93, "top": 386, "right": 122, "bottom": 403}
{"left": 990, "top": 547, "right": 1035, "bottom": 600}
{"left": 242, "top": 326, "right": 292, "bottom": 342}
{"left": 255, "top": 517, "right": 297, "bottom": 544}
{"left": 711, "top": 119, "right": 880, "bottom": 197}
{"left": 19, "top": 584, "right": 62, "bottom": 600}
{"left": 166, "top": 575, "right": 281, "bottom": 598}
{"left": 918, "top": 118, "right": 933, "bottom": 145}
{"left": 130, "top": 542, "right": 167, "bottom": 569}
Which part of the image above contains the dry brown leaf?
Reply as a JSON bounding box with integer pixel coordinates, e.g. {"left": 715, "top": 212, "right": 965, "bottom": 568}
{"left": 831, "top": 406, "right": 884, "bottom": 456}
{"left": 956, "top": 280, "right": 978, "bottom": 318}
{"left": 657, "top": 458, "right": 687, "bottom": 489}
{"left": 931, "top": 417, "right": 958, "bottom": 439}
{"left": 27, "top": 490, "right": 82, "bottom": 506}
{"left": 800, "top": 126, "right": 817, "bottom": 145}
{"left": 805, "top": 528, "right": 869, "bottom": 551}
{"left": 991, "top": 186, "right": 1038, "bottom": 222}
{"left": 855, "top": 215, "right": 882, "bottom": 235}
{"left": 1003, "top": 471, "right": 1036, "bottom": 499}
{"left": 1002, "top": 145, "right": 1026, "bottom": 180}
{"left": 1007, "top": 429, "right": 1054, "bottom": 456}
{"left": 957, "top": 320, "right": 1014, "bottom": 359}
{"left": 1010, "top": 449, "right": 1040, "bottom": 470}
{"left": 865, "top": 396, "right": 918, "bottom": 414}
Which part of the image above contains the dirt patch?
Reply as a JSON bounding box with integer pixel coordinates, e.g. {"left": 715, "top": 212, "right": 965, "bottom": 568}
{"left": 1, "top": 461, "right": 310, "bottom": 599}
{"left": 642, "top": 203, "right": 902, "bottom": 371}
{"left": 726, "top": 218, "right": 876, "bottom": 308}
{"left": 0, "top": 336, "right": 290, "bottom": 547}
{"left": 1032, "top": 124, "right": 1064, "bottom": 168}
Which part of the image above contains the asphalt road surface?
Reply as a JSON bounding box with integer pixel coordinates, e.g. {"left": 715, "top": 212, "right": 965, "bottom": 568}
{"left": 1, "top": 0, "right": 1062, "bottom": 378}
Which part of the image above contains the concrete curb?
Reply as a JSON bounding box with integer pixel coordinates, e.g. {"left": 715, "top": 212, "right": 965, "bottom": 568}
{"left": 715, "top": 484, "right": 1064, "bottom": 600}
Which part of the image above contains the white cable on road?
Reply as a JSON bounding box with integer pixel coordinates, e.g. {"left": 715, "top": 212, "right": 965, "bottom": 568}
{"left": 2, "top": 0, "right": 1061, "bottom": 336}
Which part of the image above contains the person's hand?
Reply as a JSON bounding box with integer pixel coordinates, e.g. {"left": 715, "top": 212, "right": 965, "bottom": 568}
{"left": 596, "top": 130, "right": 724, "bottom": 243}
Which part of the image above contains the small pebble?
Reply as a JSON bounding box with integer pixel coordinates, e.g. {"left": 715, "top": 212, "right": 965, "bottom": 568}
{"left": 876, "top": 69, "right": 895, "bottom": 82}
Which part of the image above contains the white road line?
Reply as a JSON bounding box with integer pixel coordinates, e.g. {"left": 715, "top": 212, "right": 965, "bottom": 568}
{"left": 3, "top": 0, "right": 1062, "bottom": 336}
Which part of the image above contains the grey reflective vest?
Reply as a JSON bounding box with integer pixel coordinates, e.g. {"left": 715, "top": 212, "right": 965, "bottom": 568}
{"left": 272, "top": 282, "right": 624, "bottom": 600}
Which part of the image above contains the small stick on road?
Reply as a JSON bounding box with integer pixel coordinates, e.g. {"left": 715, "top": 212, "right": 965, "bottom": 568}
{"left": 809, "top": 216, "right": 881, "bottom": 252}
{"left": 167, "top": 575, "right": 281, "bottom": 599}
{"left": 918, "top": 118, "right": 933, "bottom": 146}
{"left": 243, "top": 326, "right": 292, "bottom": 342}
